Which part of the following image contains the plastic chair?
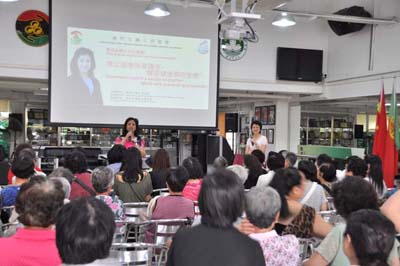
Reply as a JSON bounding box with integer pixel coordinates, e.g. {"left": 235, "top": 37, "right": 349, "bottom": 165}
{"left": 152, "top": 188, "right": 169, "bottom": 197}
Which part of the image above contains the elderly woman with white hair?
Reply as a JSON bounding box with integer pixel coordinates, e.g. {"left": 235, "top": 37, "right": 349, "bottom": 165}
{"left": 244, "top": 186, "right": 299, "bottom": 266}
{"left": 91, "top": 166, "right": 125, "bottom": 220}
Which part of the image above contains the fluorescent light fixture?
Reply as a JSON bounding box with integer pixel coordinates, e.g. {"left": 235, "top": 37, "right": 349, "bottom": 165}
{"left": 272, "top": 12, "right": 296, "bottom": 27}
{"left": 144, "top": 2, "right": 170, "bottom": 17}
{"left": 0, "top": 0, "right": 18, "bottom": 2}
{"left": 385, "top": 103, "right": 400, "bottom": 106}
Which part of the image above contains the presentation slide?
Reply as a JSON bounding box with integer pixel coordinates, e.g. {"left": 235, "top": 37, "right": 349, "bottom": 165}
{"left": 67, "top": 27, "right": 210, "bottom": 110}
{"left": 50, "top": 0, "right": 219, "bottom": 128}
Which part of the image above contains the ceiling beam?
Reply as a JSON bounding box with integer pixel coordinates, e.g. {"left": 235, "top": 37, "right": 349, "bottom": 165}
{"left": 273, "top": 9, "right": 398, "bottom": 25}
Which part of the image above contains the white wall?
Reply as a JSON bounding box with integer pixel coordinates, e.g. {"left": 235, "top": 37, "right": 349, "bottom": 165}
{"left": 0, "top": 1, "right": 48, "bottom": 80}
{"left": 220, "top": 13, "right": 328, "bottom": 94}
{"left": 324, "top": 0, "right": 400, "bottom": 99}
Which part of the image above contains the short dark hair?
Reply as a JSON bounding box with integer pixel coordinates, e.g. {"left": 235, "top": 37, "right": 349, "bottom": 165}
{"left": 91, "top": 166, "right": 114, "bottom": 193}
{"left": 152, "top": 148, "right": 171, "bottom": 171}
{"left": 11, "top": 155, "right": 35, "bottom": 179}
{"left": 13, "top": 143, "right": 33, "bottom": 159}
{"left": 199, "top": 169, "right": 244, "bottom": 228}
{"left": 285, "top": 152, "right": 297, "bottom": 167}
{"left": 332, "top": 176, "right": 378, "bottom": 219}
{"left": 64, "top": 151, "right": 88, "bottom": 174}
{"left": 266, "top": 151, "right": 285, "bottom": 171}
{"left": 121, "top": 147, "right": 143, "bottom": 183}
{"left": 319, "top": 163, "right": 337, "bottom": 182}
{"left": 56, "top": 197, "right": 116, "bottom": 264}
{"left": 346, "top": 157, "right": 367, "bottom": 177}
{"left": 251, "top": 150, "right": 265, "bottom": 165}
{"left": 107, "top": 144, "right": 125, "bottom": 164}
{"left": 122, "top": 117, "right": 140, "bottom": 137}
{"left": 16, "top": 179, "right": 64, "bottom": 227}
{"left": 269, "top": 168, "right": 302, "bottom": 219}
{"left": 166, "top": 166, "right": 189, "bottom": 192}
{"left": 345, "top": 209, "right": 395, "bottom": 266}
{"left": 182, "top": 157, "right": 203, "bottom": 179}
{"left": 251, "top": 120, "right": 262, "bottom": 129}
{"left": 316, "top": 154, "right": 333, "bottom": 167}
{"left": 298, "top": 160, "right": 318, "bottom": 182}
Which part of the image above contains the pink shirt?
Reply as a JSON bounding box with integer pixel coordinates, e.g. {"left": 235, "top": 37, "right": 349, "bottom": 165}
{"left": 182, "top": 179, "right": 203, "bottom": 201}
{"left": 115, "top": 136, "right": 145, "bottom": 149}
{"left": 250, "top": 230, "right": 299, "bottom": 266}
{"left": 0, "top": 228, "right": 62, "bottom": 266}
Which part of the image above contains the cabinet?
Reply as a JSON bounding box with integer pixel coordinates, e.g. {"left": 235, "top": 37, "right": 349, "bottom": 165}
{"left": 300, "top": 116, "right": 354, "bottom": 147}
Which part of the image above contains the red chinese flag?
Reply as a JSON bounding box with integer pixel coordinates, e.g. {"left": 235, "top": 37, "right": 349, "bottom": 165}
{"left": 382, "top": 86, "right": 398, "bottom": 188}
{"left": 372, "top": 87, "right": 387, "bottom": 160}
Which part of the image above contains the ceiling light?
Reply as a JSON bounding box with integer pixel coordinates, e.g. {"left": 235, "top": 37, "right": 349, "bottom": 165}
{"left": 144, "top": 2, "right": 170, "bottom": 17}
{"left": 272, "top": 12, "right": 296, "bottom": 27}
{"left": 0, "top": 0, "right": 19, "bottom": 2}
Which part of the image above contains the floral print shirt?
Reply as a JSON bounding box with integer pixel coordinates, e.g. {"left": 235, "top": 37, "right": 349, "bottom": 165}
{"left": 95, "top": 195, "right": 125, "bottom": 220}
{"left": 250, "top": 230, "right": 299, "bottom": 266}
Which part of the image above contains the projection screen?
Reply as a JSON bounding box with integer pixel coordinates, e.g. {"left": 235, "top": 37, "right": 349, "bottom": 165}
{"left": 50, "top": 0, "right": 219, "bottom": 129}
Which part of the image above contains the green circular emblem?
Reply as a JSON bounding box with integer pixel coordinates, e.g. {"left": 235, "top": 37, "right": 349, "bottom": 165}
{"left": 220, "top": 39, "right": 248, "bottom": 61}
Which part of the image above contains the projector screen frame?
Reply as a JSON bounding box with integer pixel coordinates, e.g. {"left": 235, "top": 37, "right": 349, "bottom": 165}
{"left": 48, "top": 0, "right": 220, "bottom": 130}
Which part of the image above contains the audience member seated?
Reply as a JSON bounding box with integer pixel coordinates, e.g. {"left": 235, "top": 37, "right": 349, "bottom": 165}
{"left": 345, "top": 156, "right": 367, "bottom": 177}
{"left": 226, "top": 164, "right": 248, "bottom": 184}
{"left": 91, "top": 166, "right": 125, "bottom": 219}
{"left": 213, "top": 156, "right": 228, "bottom": 170}
{"left": 106, "top": 144, "right": 125, "bottom": 175}
{"left": 65, "top": 151, "right": 95, "bottom": 199}
{"left": 245, "top": 186, "right": 299, "bottom": 266}
{"left": 269, "top": 168, "right": 332, "bottom": 239}
{"left": 298, "top": 160, "right": 328, "bottom": 212}
{"left": 150, "top": 148, "right": 171, "bottom": 190}
{"left": 0, "top": 179, "right": 64, "bottom": 266}
{"left": 251, "top": 150, "right": 266, "bottom": 168}
{"left": 56, "top": 197, "right": 117, "bottom": 265}
{"left": 244, "top": 154, "right": 267, "bottom": 189}
{"left": 182, "top": 157, "right": 203, "bottom": 201}
{"left": 257, "top": 152, "right": 285, "bottom": 187}
{"left": 114, "top": 147, "right": 152, "bottom": 202}
{"left": 343, "top": 209, "right": 396, "bottom": 266}
{"left": 285, "top": 152, "right": 297, "bottom": 168}
{"left": 1, "top": 155, "right": 34, "bottom": 207}
{"left": 364, "top": 155, "right": 387, "bottom": 199}
{"left": 7, "top": 143, "right": 44, "bottom": 184}
{"left": 304, "top": 176, "right": 399, "bottom": 266}
{"left": 49, "top": 167, "right": 75, "bottom": 183}
{"left": 316, "top": 163, "right": 337, "bottom": 197}
{"left": 48, "top": 176, "right": 71, "bottom": 203}
{"left": 167, "top": 169, "right": 265, "bottom": 266}
{"left": 146, "top": 166, "right": 194, "bottom": 242}
{"left": 315, "top": 154, "right": 343, "bottom": 181}
{"left": 0, "top": 145, "right": 9, "bottom": 185}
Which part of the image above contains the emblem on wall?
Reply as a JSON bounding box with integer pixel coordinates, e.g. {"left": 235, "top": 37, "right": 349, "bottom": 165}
{"left": 220, "top": 39, "right": 248, "bottom": 61}
{"left": 16, "top": 10, "right": 49, "bottom": 47}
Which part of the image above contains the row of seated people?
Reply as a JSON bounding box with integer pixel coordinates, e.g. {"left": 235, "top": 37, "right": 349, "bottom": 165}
{"left": 1, "top": 142, "right": 399, "bottom": 265}
{"left": 0, "top": 165, "right": 398, "bottom": 266}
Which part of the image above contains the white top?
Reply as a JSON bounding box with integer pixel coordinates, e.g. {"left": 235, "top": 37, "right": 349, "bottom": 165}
{"left": 246, "top": 135, "right": 267, "bottom": 153}
{"left": 257, "top": 171, "right": 275, "bottom": 187}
